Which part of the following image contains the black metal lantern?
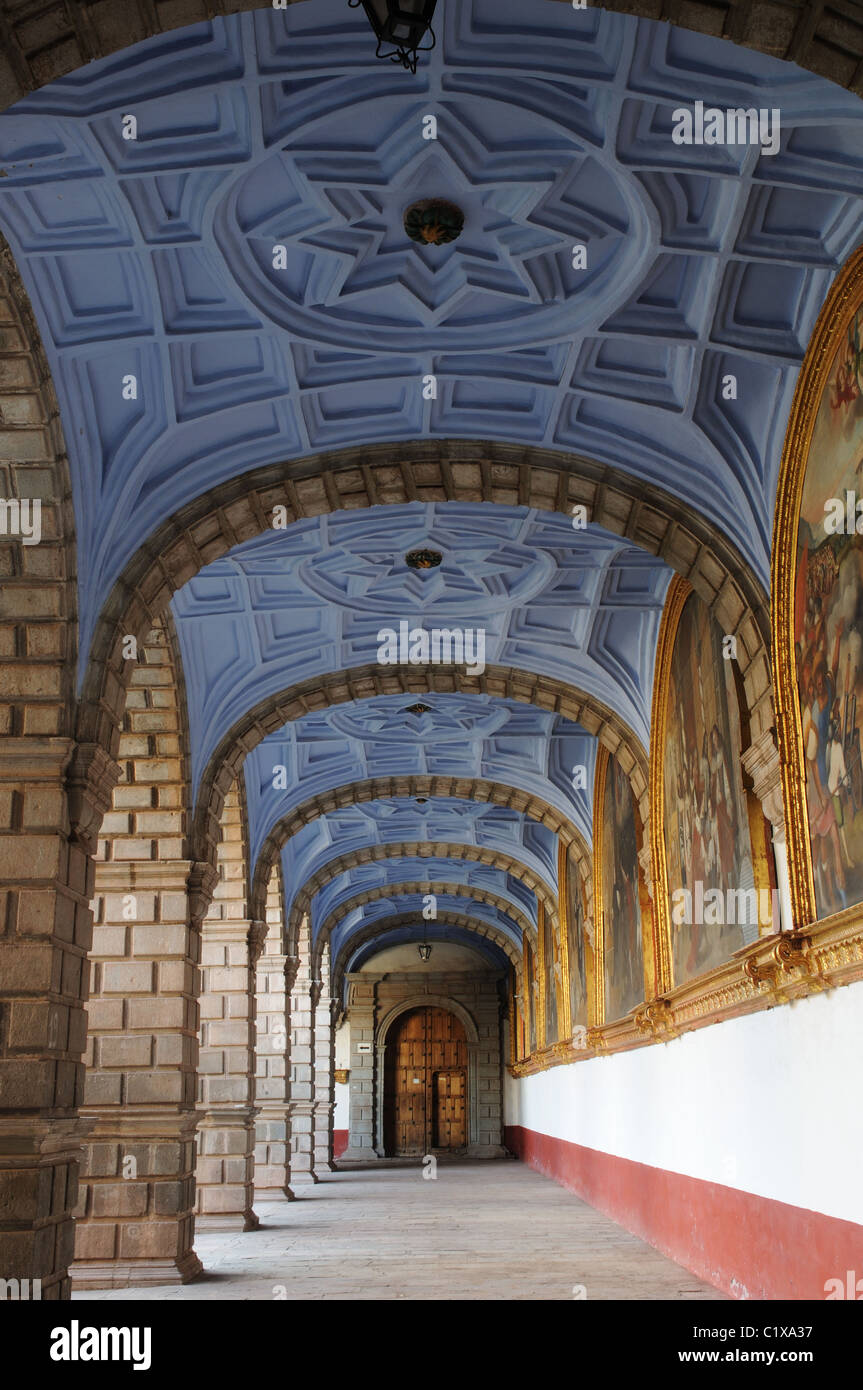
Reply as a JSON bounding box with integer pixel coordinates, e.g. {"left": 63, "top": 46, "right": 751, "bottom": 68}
{"left": 418, "top": 943, "right": 433, "bottom": 962}
{"left": 349, "top": 0, "right": 438, "bottom": 74}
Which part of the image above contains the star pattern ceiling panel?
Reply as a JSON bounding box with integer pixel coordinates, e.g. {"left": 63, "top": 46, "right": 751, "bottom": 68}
{"left": 310, "top": 857, "right": 538, "bottom": 943}
{"left": 172, "top": 502, "right": 669, "bottom": 793}
{"left": 245, "top": 689, "right": 596, "bottom": 871}
{"left": 279, "top": 800, "right": 559, "bottom": 921}
{"left": 328, "top": 893, "right": 525, "bottom": 966}
{"left": 1, "top": 3, "right": 861, "bottom": 670}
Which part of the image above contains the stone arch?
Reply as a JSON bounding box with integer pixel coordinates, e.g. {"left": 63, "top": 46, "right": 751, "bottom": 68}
{"left": 332, "top": 911, "right": 521, "bottom": 1002}
{"left": 0, "top": 234, "right": 77, "bottom": 736}
{"left": 0, "top": 1, "right": 854, "bottom": 105}
{"left": 250, "top": 773, "right": 593, "bottom": 946}
{"left": 193, "top": 660, "right": 651, "bottom": 863}
{"left": 80, "top": 442, "right": 772, "bottom": 792}
{"left": 316, "top": 879, "right": 537, "bottom": 962}
{"left": 377, "top": 994, "right": 481, "bottom": 1049}
{"left": 290, "top": 840, "right": 557, "bottom": 956}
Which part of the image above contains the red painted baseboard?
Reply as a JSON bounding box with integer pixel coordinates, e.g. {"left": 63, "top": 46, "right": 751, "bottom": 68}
{"left": 333, "top": 1129, "right": 348, "bottom": 1158}
{"left": 505, "top": 1125, "right": 863, "bottom": 1301}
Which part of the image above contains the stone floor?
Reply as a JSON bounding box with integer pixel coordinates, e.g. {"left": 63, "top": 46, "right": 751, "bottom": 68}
{"left": 74, "top": 1159, "right": 725, "bottom": 1301}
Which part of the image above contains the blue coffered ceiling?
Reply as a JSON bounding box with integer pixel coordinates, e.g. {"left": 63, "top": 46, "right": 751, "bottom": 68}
{"left": 279, "top": 800, "right": 560, "bottom": 914}
{"left": 172, "top": 503, "right": 669, "bottom": 795}
{"left": 244, "top": 688, "right": 597, "bottom": 869}
{"left": 328, "top": 893, "right": 525, "bottom": 967}
{"left": 310, "top": 857, "right": 539, "bottom": 940}
{"left": 0, "top": 0, "right": 861, "bottom": 675}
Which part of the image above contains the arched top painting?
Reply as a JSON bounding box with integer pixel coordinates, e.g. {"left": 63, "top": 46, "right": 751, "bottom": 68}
{"left": 539, "top": 902, "right": 559, "bottom": 1048}
{"left": 773, "top": 246, "right": 863, "bottom": 927}
{"left": 594, "top": 747, "right": 644, "bottom": 1022}
{"left": 562, "top": 842, "right": 589, "bottom": 1034}
{"left": 652, "top": 579, "right": 770, "bottom": 987}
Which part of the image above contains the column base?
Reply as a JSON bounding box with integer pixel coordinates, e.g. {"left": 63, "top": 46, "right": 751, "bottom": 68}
{"left": 339, "top": 1146, "right": 379, "bottom": 1162}
{"left": 195, "top": 1210, "right": 260, "bottom": 1233}
{"left": 289, "top": 1171, "right": 319, "bottom": 1186}
{"left": 313, "top": 1161, "right": 335, "bottom": 1178}
{"left": 71, "top": 1249, "right": 203, "bottom": 1291}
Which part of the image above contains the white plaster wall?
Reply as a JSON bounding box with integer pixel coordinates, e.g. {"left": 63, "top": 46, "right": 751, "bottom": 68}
{"left": 504, "top": 979, "right": 863, "bottom": 1225}
{"left": 334, "top": 1018, "right": 350, "bottom": 1130}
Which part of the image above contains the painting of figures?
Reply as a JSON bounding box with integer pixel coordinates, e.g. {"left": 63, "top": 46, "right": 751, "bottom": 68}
{"left": 663, "top": 591, "right": 758, "bottom": 982}
{"left": 524, "top": 938, "right": 537, "bottom": 1055}
{"left": 601, "top": 754, "right": 645, "bottom": 1020}
{"left": 565, "top": 847, "right": 589, "bottom": 1031}
{"left": 796, "top": 305, "right": 863, "bottom": 919}
{"left": 541, "top": 905, "right": 559, "bottom": 1046}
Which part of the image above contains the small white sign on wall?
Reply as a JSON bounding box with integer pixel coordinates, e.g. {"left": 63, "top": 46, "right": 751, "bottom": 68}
{"left": 356, "top": 1043, "right": 372, "bottom": 1054}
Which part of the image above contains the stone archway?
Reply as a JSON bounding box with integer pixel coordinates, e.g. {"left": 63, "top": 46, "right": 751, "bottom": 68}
{"left": 249, "top": 773, "right": 594, "bottom": 949}
{"left": 81, "top": 441, "right": 773, "bottom": 792}
{"left": 0, "top": 0, "right": 855, "bottom": 106}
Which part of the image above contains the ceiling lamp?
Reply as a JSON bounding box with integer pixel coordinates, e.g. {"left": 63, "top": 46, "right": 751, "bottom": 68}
{"left": 349, "top": 0, "right": 438, "bottom": 75}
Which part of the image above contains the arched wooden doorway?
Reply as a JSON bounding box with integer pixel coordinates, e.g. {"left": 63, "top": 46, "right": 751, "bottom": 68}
{"left": 383, "top": 1007, "right": 468, "bottom": 1156}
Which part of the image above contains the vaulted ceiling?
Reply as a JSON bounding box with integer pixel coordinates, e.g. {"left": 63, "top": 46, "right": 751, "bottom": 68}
{"left": 3, "top": 0, "right": 861, "bottom": 976}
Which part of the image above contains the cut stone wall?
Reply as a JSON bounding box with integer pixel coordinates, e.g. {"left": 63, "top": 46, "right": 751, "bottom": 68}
{"left": 342, "top": 970, "right": 506, "bottom": 1160}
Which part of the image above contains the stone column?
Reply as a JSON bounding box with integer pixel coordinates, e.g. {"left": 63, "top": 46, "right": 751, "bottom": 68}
{"left": 254, "top": 870, "right": 294, "bottom": 1199}
{"left": 0, "top": 739, "right": 117, "bottom": 1301}
{"left": 195, "top": 920, "right": 265, "bottom": 1231}
{"left": 71, "top": 859, "right": 216, "bottom": 1289}
{"left": 742, "top": 730, "right": 792, "bottom": 934}
{"left": 312, "top": 947, "right": 336, "bottom": 1178}
{"left": 342, "top": 974, "right": 378, "bottom": 1160}
{"left": 287, "top": 915, "right": 317, "bottom": 1187}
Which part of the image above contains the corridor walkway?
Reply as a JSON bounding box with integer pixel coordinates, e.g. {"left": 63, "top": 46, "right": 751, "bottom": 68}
{"left": 74, "top": 1160, "right": 725, "bottom": 1301}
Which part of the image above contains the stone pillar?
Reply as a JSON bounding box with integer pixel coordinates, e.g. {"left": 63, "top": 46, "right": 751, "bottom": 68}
{"left": 312, "top": 946, "right": 335, "bottom": 1178}
{"left": 742, "top": 730, "right": 792, "bottom": 934}
{"left": 254, "top": 869, "right": 294, "bottom": 1199}
{"left": 342, "top": 974, "right": 378, "bottom": 1160}
{"left": 288, "top": 915, "right": 317, "bottom": 1186}
{"left": 0, "top": 739, "right": 117, "bottom": 1301}
{"left": 71, "top": 859, "right": 216, "bottom": 1289}
{"left": 195, "top": 919, "right": 265, "bottom": 1231}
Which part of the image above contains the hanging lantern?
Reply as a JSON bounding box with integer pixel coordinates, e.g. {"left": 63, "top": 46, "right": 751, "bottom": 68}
{"left": 418, "top": 943, "right": 433, "bottom": 962}
{"left": 349, "top": 0, "right": 438, "bottom": 74}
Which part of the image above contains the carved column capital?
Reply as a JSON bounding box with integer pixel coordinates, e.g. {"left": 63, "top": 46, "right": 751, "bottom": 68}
{"left": 742, "top": 729, "right": 786, "bottom": 840}
{"left": 284, "top": 955, "right": 300, "bottom": 992}
{"left": 66, "top": 741, "right": 121, "bottom": 850}
{"left": 247, "top": 919, "right": 268, "bottom": 965}
{"left": 187, "top": 861, "right": 219, "bottom": 923}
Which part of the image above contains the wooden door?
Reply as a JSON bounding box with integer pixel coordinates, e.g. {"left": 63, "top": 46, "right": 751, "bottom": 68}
{"left": 383, "top": 1007, "right": 468, "bottom": 1155}
{"left": 432, "top": 1069, "right": 466, "bottom": 1148}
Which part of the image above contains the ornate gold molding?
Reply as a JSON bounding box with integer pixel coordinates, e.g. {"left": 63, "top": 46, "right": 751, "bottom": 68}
{"left": 648, "top": 575, "right": 692, "bottom": 994}
{"left": 771, "top": 244, "right": 863, "bottom": 929}
{"left": 557, "top": 838, "right": 573, "bottom": 1042}
{"left": 507, "top": 914, "right": 863, "bottom": 1075}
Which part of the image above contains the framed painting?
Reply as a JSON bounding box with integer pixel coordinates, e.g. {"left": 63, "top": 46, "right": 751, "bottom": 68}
{"left": 773, "top": 246, "right": 863, "bottom": 926}
{"left": 593, "top": 746, "right": 646, "bottom": 1022}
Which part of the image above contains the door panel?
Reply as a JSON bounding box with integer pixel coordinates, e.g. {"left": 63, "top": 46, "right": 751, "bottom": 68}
{"left": 383, "top": 1007, "right": 468, "bottom": 1155}
{"left": 432, "top": 1069, "right": 466, "bottom": 1149}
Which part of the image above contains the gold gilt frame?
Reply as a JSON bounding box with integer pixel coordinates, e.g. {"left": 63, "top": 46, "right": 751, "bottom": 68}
{"left": 509, "top": 258, "right": 863, "bottom": 1078}
{"left": 772, "top": 243, "right": 863, "bottom": 930}
{"left": 591, "top": 744, "right": 610, "bottom": 1027}
{"left": 649, "top": 575, "right": 692, "bottom": 994}
{"left": 556, "top": 838, "right": 573, "bottom": 1042}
